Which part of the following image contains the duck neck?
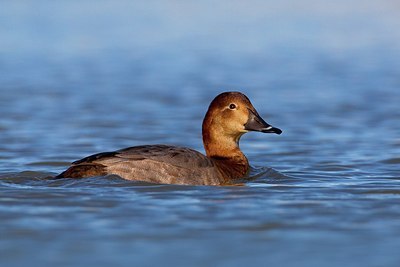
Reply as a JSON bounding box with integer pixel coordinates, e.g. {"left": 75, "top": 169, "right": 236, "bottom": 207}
{"left": 202, "top": 126, "right": 249, "bottom": 178}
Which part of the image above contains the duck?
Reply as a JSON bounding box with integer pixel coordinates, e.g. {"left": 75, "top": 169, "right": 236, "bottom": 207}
{"left": 56, "top": 92, "right": 282, "bottom": 185}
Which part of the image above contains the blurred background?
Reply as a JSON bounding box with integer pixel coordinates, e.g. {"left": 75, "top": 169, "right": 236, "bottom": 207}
{"left": 0, "top": 0, "right": 399, "bottom": 169}
{"left": 1, "top": 1, "right": 400, "bottom": 267}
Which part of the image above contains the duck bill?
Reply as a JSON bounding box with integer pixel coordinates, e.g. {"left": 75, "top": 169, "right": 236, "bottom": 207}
{"left": 244, "top": 109, "right": 282, "bottom": 135}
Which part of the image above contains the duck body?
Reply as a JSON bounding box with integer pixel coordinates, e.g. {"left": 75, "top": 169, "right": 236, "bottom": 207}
{"left": 56, "top": 92, "right": 282, "bottom": 185}
{"left": 57, "top": 144, "right": 247, "bottom": 185}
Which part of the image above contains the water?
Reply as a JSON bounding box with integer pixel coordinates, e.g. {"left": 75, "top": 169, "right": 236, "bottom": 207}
{"left": 1, "top": 1, "right": 400, "bottom": 266}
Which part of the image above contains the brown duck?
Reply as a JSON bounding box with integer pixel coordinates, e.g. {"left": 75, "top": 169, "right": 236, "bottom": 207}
{"left": 56, "top": 92, "right": 282, "bottom": 185}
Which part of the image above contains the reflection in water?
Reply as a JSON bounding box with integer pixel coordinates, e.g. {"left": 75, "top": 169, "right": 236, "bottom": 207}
{"left": 1, "top": 1, "right": 400, "bottom": 267}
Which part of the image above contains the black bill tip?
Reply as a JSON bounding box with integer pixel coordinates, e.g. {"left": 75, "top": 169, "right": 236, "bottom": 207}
{"left": 260, "top": 126, "right": 282, "bottom": 135}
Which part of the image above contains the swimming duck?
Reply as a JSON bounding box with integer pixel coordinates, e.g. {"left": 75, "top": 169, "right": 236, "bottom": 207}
{"left": 56, "top": 92, "right": 282, "bottom": 185}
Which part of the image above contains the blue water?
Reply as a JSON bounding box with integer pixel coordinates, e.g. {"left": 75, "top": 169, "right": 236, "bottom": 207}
{"left": 1, "top": 1, "right": 400, "bottom": 266}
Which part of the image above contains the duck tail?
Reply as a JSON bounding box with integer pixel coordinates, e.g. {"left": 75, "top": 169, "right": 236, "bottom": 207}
{"left": 55, "top": 163, "right": 107, "bottom": 178}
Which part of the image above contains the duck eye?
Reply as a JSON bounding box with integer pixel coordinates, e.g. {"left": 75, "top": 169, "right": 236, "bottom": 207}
{"left": 229, "top": 103, "right": 237, "bottom": 110}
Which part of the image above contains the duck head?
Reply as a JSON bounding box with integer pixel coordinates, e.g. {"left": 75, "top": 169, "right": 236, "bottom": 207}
{"left": 202, "top": 91, "right": 282, "bottom": 157}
